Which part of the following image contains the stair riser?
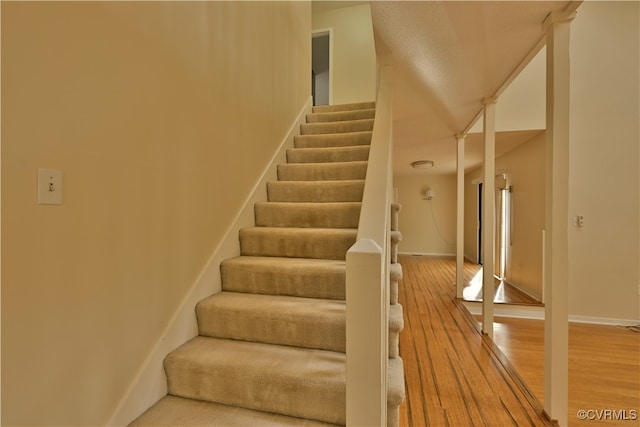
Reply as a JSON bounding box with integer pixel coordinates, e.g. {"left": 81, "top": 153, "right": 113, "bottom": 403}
{"left": 197, "top": 295, "right": 346, "bottom": 352}
{"left": 267, "top": 181, "right": 365, "bottom": 202}
{"left": 221, "top": 258, "right": 346, "bottom": 300}
{"left": 312, "top": 101, "right": 375, "bottom": 113}
{"left": 287, "top": 146, "right": 370, "bottom": 164}
{"left": 294, "top": 131, "right": 372, "bottom": 148}
{"left": 129, "top": 396, "right": 341, "bottom": 427}
{"left": 278, "top": 162, "right": 367, "bottom": 181}
{"left": 255, "top": 203, "right": 361, "bottom": 229}
{"left": 390, "top": 281, "right": 398, "bottom": 305}
{"left": 300, "top": 119, "right": 374, "bottom": 135}
{"left": 305, "top": 108, "right": 375, "bottom": 123}
{"left": 389, "top": 305, "right": 404, "bottom": 358}
{"left": 240, "top": 229, "right": 356, "bottom": 260}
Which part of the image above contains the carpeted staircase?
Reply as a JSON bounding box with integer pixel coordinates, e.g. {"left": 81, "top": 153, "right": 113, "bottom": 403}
{"left": 130, "top": 102, "right": 405, "bottom": 426}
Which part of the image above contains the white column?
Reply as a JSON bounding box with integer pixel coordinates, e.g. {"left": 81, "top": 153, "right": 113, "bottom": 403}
{"left": 456, "top": 134, "right": 466, "bottom": 299}
{"left": 482, "top": 98, "right": 497, "bottom": 338}
{"left": 543, "top": 10, "right": 574, "bottom": 427}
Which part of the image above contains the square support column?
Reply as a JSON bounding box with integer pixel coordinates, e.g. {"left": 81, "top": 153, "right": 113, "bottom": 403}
{"left": 482, "top": 98, "right": 497, "bottom": 338}
{"left": 456, "top": 134, "right": 466, "bottom": 299}
{"left": 543, "top": 10, "right": 575, "bottom": 427}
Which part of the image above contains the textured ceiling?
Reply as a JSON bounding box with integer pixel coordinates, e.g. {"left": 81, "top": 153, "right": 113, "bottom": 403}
{"left": 370, "top": 1, "right": 581, "bottom": 175}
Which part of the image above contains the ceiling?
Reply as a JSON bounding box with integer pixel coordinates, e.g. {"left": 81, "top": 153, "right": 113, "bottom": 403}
{"left": 312, "top": 1, "right": 369, "bottom": 15}
{"left": 368, "top": 1, "right": 581, "bottom": 175}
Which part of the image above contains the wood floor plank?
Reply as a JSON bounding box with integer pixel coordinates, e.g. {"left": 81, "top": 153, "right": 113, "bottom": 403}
{"left": 490, "top": 317, "right": 640, "bottom": 427}
{"left": 398, "top": 255, "right": 553, "bottom": 427}
{"left": 399, "top": 255, "right": 640, "bottom": 427}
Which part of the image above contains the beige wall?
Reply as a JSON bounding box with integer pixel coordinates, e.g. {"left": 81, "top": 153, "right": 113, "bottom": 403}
{"left": 464, "top": 133, "right": 546, "bottom": 300}
{"left": 470, "top": 47, "right": 546, "bottom": 133}
{"left": 312, "top": 4, "right": 376, "bottom": 105}
{"left": 394, "top": 174, "right": 457, "bottom": 255}
{"left": 1, "top": 2, "right": 310, "bottom": 425}
{"left": 568, "top": 1, "right": 639, "bottom": 321}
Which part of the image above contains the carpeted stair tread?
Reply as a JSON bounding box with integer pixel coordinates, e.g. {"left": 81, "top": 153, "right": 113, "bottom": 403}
{"left": 300, "top": 119, "right": 374, "bottom": 135}
{"left": 305, "top": 108, "right": 375, "bottom": 123}
{"left": 129, "top": 395, "right": 340, "bottom": 427}
{"left": 196, "top": 292, "right": 346, "bottom": 352}
{"left": 255, "top": 202, "right": 361, "bottom": 228}
{"left": 240, "top": 227, "right": 357, "bottom": 260}
{"left": 164, "top": 336, "right": 347, "bottom": 425}
{"left": 267, "top": 180, "right": 365, "bottom": 202}
{"left": 294, "top": 131, "right": 372, "bottom": 149}
{"left": 221, "top": 256, "right": 346, "bottom": 300}
{"left": 287, "top": 145, "right": 370, "bottom": 163}
{"left": 195, "top": 291, "right": 403, "bottom": 355}
{"left": 278, "top": 161, "right": 367, "bottom": 181}
{"left": 312, "top": 101, "right": 375, "bottom": 113}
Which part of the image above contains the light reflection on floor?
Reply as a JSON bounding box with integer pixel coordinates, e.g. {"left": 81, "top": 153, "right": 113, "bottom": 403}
{"left": 462, "top": 267, "right": 539, "bottom": 305}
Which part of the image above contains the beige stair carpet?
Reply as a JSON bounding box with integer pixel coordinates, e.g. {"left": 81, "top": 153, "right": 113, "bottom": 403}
{"left": 130, "top": 101, "right": 405, "bottom": 426}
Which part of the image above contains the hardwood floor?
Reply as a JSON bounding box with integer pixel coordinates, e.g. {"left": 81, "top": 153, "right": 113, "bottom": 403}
{"left": 398, "top": 255, "right": 640, "bottom": 427}
{"left": 397, "top": 255, "right": 552, "bottom": 426}
{"left": 490, "top": 317, "right": 640, "bottom": 427}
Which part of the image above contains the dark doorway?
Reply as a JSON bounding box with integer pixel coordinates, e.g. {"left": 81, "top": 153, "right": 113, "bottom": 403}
{"left": 312, "top": 32, "right": 330, "bottom": 106}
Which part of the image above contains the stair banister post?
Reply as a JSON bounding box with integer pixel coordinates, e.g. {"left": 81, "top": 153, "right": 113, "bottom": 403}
{"left": 346, "top": 239, "right": 386, "bottom": 427}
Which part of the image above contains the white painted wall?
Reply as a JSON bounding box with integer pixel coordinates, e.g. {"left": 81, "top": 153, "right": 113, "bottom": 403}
{"left": 1, "top": 2, "right": 311, "bottom": 425}
{"left": 568, "top": 1, "right": 639, "bottom": 322}
{"left": 394, "top": 174, "right": 457, "bottom": 256}
{"left": 312, "top": 4, "right": 376, "bottom": 105}
{"left": 470, "top": 47, "right": 547, "bottom": 133}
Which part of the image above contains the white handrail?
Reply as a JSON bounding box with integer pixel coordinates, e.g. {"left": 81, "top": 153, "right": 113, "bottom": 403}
{"left": 346, "top": 65, "right": 393, "bottom": 427}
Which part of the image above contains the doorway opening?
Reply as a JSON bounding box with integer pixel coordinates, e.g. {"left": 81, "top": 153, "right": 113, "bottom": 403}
{"left": 496, "top": 180, "right": 512, "bottom": 280}
{"left": 312, "top": 29, "right": 331, "bottom": 106}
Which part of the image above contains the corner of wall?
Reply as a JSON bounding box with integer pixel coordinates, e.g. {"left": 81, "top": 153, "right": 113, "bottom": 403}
{"left": 107, "top": 97, "right": 313, "bottom": 426}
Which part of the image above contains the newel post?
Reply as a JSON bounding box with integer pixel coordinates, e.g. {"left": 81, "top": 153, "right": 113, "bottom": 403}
{"left": 346, "top": 239, "right": 387, "bottom": 426}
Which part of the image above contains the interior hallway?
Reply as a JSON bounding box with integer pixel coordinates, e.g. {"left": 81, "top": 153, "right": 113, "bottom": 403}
{"left": 398, "top": 255, "right": 640, "bottom": 427}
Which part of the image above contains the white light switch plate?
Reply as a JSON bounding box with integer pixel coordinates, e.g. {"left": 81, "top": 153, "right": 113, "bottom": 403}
{"left": 37, "top": 168, "right": 63, "bottom": 205}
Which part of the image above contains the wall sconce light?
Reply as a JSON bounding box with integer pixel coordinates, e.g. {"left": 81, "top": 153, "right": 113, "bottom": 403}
{"left": 421, "top": 187, "right": 435, "bottom": 200}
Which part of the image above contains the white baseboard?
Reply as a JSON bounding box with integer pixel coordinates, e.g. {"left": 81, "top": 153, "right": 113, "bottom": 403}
{"left": 568, "top": 315, "right": 640, "bottom": 327}
{"left": 399, "top": 251, "right": 456, "bottom": 257}
{"left": 107, "top": 97, "right": 313, "bottom": 427}
{"left": 462, "top": 301, "right": 639, "bottom": 326}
